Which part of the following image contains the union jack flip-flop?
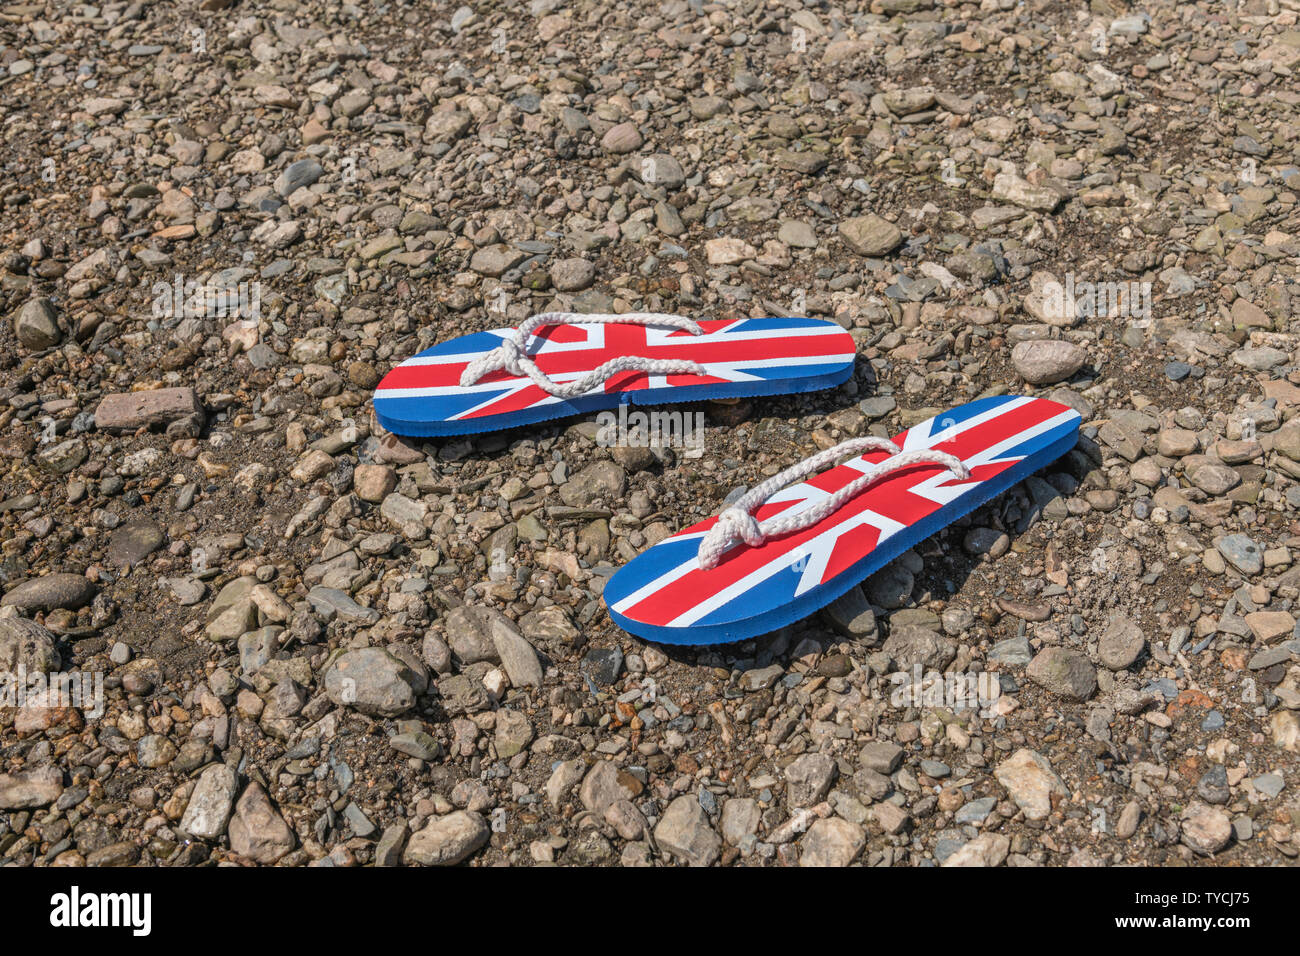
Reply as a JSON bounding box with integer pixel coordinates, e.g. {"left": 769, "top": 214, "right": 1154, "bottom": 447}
{"left": 603, "top": 395, "right": 1082, "bottom": 645}
{"left": 372, "top": 311, "right": 857, "bottom": 437}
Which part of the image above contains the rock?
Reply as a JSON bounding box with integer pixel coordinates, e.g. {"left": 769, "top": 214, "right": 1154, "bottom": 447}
{"left": 1180, "top": 803, "right": 1232, "bottom": 856}
{"left": 785, "top": 753, "right": 836, "bottom": 806}
{"left": 721, "top": 797, "right": 761, "bottom": 846}
{"left": 546, "top": 759, "right": 586, "bottom": 807}
{"left": 390, "top": 731, "right": 440, "bottom": 761}
{"left": 601, "top": 122, "right": 643, "bottom": 153}
{"left": 1026, "top": 647, "right": 1097, "bottom": 700}
{"left": 882, "top": 88, "right": 936, "bottom": 114}
{"left": 13, "top": 297, "right": 60, "bottom": 348}
{"left": 559, "top": 461, "right": 626, "bottom": 505}
{"left": 994, "top": 749, "right": 1067, "bottom": 821}
{"left": 490, "top": 621, "right": 544, "bottom": 688}
{"left": 205, "top": 577, "right": 258, "bottom": 641}
{"left": 942, "top": 832, "right": 1010, "bottom": 867}
{"left": 107, "top": 519, "right": 164, "bottom": 568}
{"left": 353, "top": 464, "right": 397, "bottom": 503}
{"left": 137, "top": 735, "right": 178, "bottom": 768}
{"left": 551, "top": 257, "right": 596, "bottom": 292}
{"left": 494, "top": 708, "right": 534, "bottom": 757}
{"left": 180, "top": 764, "right": 240, "bottom": 840}
{"left": 778, "top": 220, "right": 817, "bottom": 248}
{"left": 839, "top": 214, "right": 903, "bottom": 256}
{"left": 1271, "top": 711, "right": 1300, "bottom": 752}
{"left": 1098, "top": 615, "right": 1145, "bottom": 670}
{"left": 375, "top": 824, "right": 409, "bottom": 866}
{"left": 654, "top": 795, "right": 721, "bottom": 866}
{"left": 705, "top": 237, "right": 757, "bottom": 265}
{"left": 404, "top": 811, "right": 490, "bottom": 865}
{"left": 1, "top": 573, "right": 96, "bottom": 612}
{"left": 86, "top": 842, "right": 141, "bottom": 867}
{"left": 307, "top": 587, "right": 381, "bottom": 624}
{"left": 1011, "top": 340, "right": 1087, "bottom": 384}
{"left": 639, "top": 152, "right": 685, "bottom": 188}
{"left": 1244, "top": 611, "right": 1294, "bottom": 644}
{"left": 36, "top": 439, "right": 88, "bottom": 474}
{"left": 882, "top": 625, "right": 957, "bottom": 671}
{"left": 859, "top": 741, "right": 904, "bottom": 774}
{"left": 991, "top": 172, "right": 1062, "bottom": 211}
{"left": 324, "top": 648, "right": 420, "bottom": 716}
{"left": 469, "top": 244, "right": 525, "bottom": 278}
{"left": 822, "top": 585, "right": 877, "bottom": 638}
{"left": 864, "top": 562, "right": 914, "bottom": 609}
{"left": 1217, "top": 534, "right": 1263, "bottom": 576}
{"left": 444, "top": 605, "right": 505, "bottom": 664}
{"left": 1196, "top": 765, "right": 1230, "bottom": 805}
{"left": 579, "top": 760, "right": 642, "bottom": 813}
{"left": 580, "top": 645, "right": 622, "bottom": 685}
{"left": 0, "top": 616, "right": 61, "bottom": 674}
{"left": 228, "top": 782, "right": 295, "bottom": 863}
{"left": 274, "top": 159, "right": 324, "bottom": 197}
{"left": 799, "top": 817, "right": 865, "bottom": 866}
{"left": 95, "top": 388, "right": 203, "bottom": 431}
{"left": 0, "top": 766, "right": 63, "bottom": 808}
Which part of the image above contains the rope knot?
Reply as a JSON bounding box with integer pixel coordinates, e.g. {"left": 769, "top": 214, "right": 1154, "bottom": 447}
{"left": 720, "top": 506, "right": 764, "bottom": 547}
{"left": 695, "top": 436, "right": 971, "bottom": 570}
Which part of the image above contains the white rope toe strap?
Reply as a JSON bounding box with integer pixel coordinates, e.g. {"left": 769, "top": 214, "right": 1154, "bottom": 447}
{"left": 459, "top": 311, "right": 708, "bottom": 399}
{"left": 697, "top": 437, "right": 972, "bottom": 570}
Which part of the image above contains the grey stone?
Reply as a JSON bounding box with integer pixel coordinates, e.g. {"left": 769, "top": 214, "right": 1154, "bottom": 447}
{"left": 654, "top": 794, "right": 721, "bottom": 866}
{"left": 839, "top": 214, "right": 903, "bottom": 256}
{"left": 1180, "top": 802, "right": 1232, "bottom": 856}
{"left": 1098, "top": 615, "right": 1145, "bottom": 670}
{"left": 799, "top": 817, "right": 865, "bottom": 866}
{"left": 180, "top": 764, "right": 240, "bottom": 840}
{"left": 274, "top": 159, "right": 324, "bottom": 197}
{"left": 107, "top": 519, "right": 164, "bottom": 568}
{"left": 1026, "top": 647, "right": 1097, "bottom": 700}
{"left": 13, "top": 297, "right": 60, "bottom": 349}
{"left": 1011, "top": 340, "right": 1086, "bottom": 384}
{"left": 785, "top": 752, "right": 836, "bottom": 806}
{"left": 228, "top": 782, "right": 295, "bottom": 863}
{"left": 0, "top": 766, "right": 64, "bottom": 809}
{"left": 1, "top": 573, "right": 96, "bottom": 612}
{"left": 324, "top": 647, "right": 420, "bottom": 716}
{"left": 882, "top": 625, "right": 956, "bottom": 671}
{"left": 1217, "top": 534, "right": 1263, "bottom": 576}
{"left": 994, "top": 749, "right": 1067, "bottom": 821}
{"left": 404, "top": 811, "right": 489, "bottom": 865}
{"left": 0, "top": 616, "right": 61, "bottom": 674}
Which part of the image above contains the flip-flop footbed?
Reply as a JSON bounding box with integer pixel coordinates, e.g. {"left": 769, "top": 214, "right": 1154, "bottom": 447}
{"left": 372, "top": 316, "right": 857, "bottom": 437}
{"left": 603, "top": 395, "right": 1082, "bottom": 645}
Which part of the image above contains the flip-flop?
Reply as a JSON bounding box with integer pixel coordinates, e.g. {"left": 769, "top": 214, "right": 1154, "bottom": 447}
{"left": 372, "top": 311, "right": 857, "bottom": 437}
{"left": 603, "top": 395, "right": 1082, "bottom": 645}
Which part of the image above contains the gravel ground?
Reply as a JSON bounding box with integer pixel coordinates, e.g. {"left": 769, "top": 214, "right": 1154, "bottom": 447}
{"left": 1, "top": 0, "right": 1300, "bottom": 868}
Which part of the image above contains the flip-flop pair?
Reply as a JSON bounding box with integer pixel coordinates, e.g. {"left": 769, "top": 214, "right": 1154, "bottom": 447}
{"left": 374, "top": 313, "right": 1081, "bottom": 645}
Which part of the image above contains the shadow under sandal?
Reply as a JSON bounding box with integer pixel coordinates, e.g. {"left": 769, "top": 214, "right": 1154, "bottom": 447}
{"left": 603, "top": 395, "right": 1082, "bottom": 645}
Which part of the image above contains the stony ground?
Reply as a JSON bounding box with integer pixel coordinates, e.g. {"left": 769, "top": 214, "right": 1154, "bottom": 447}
{"left": 1, "top": 0, "right": 1299, "bottom": 869}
